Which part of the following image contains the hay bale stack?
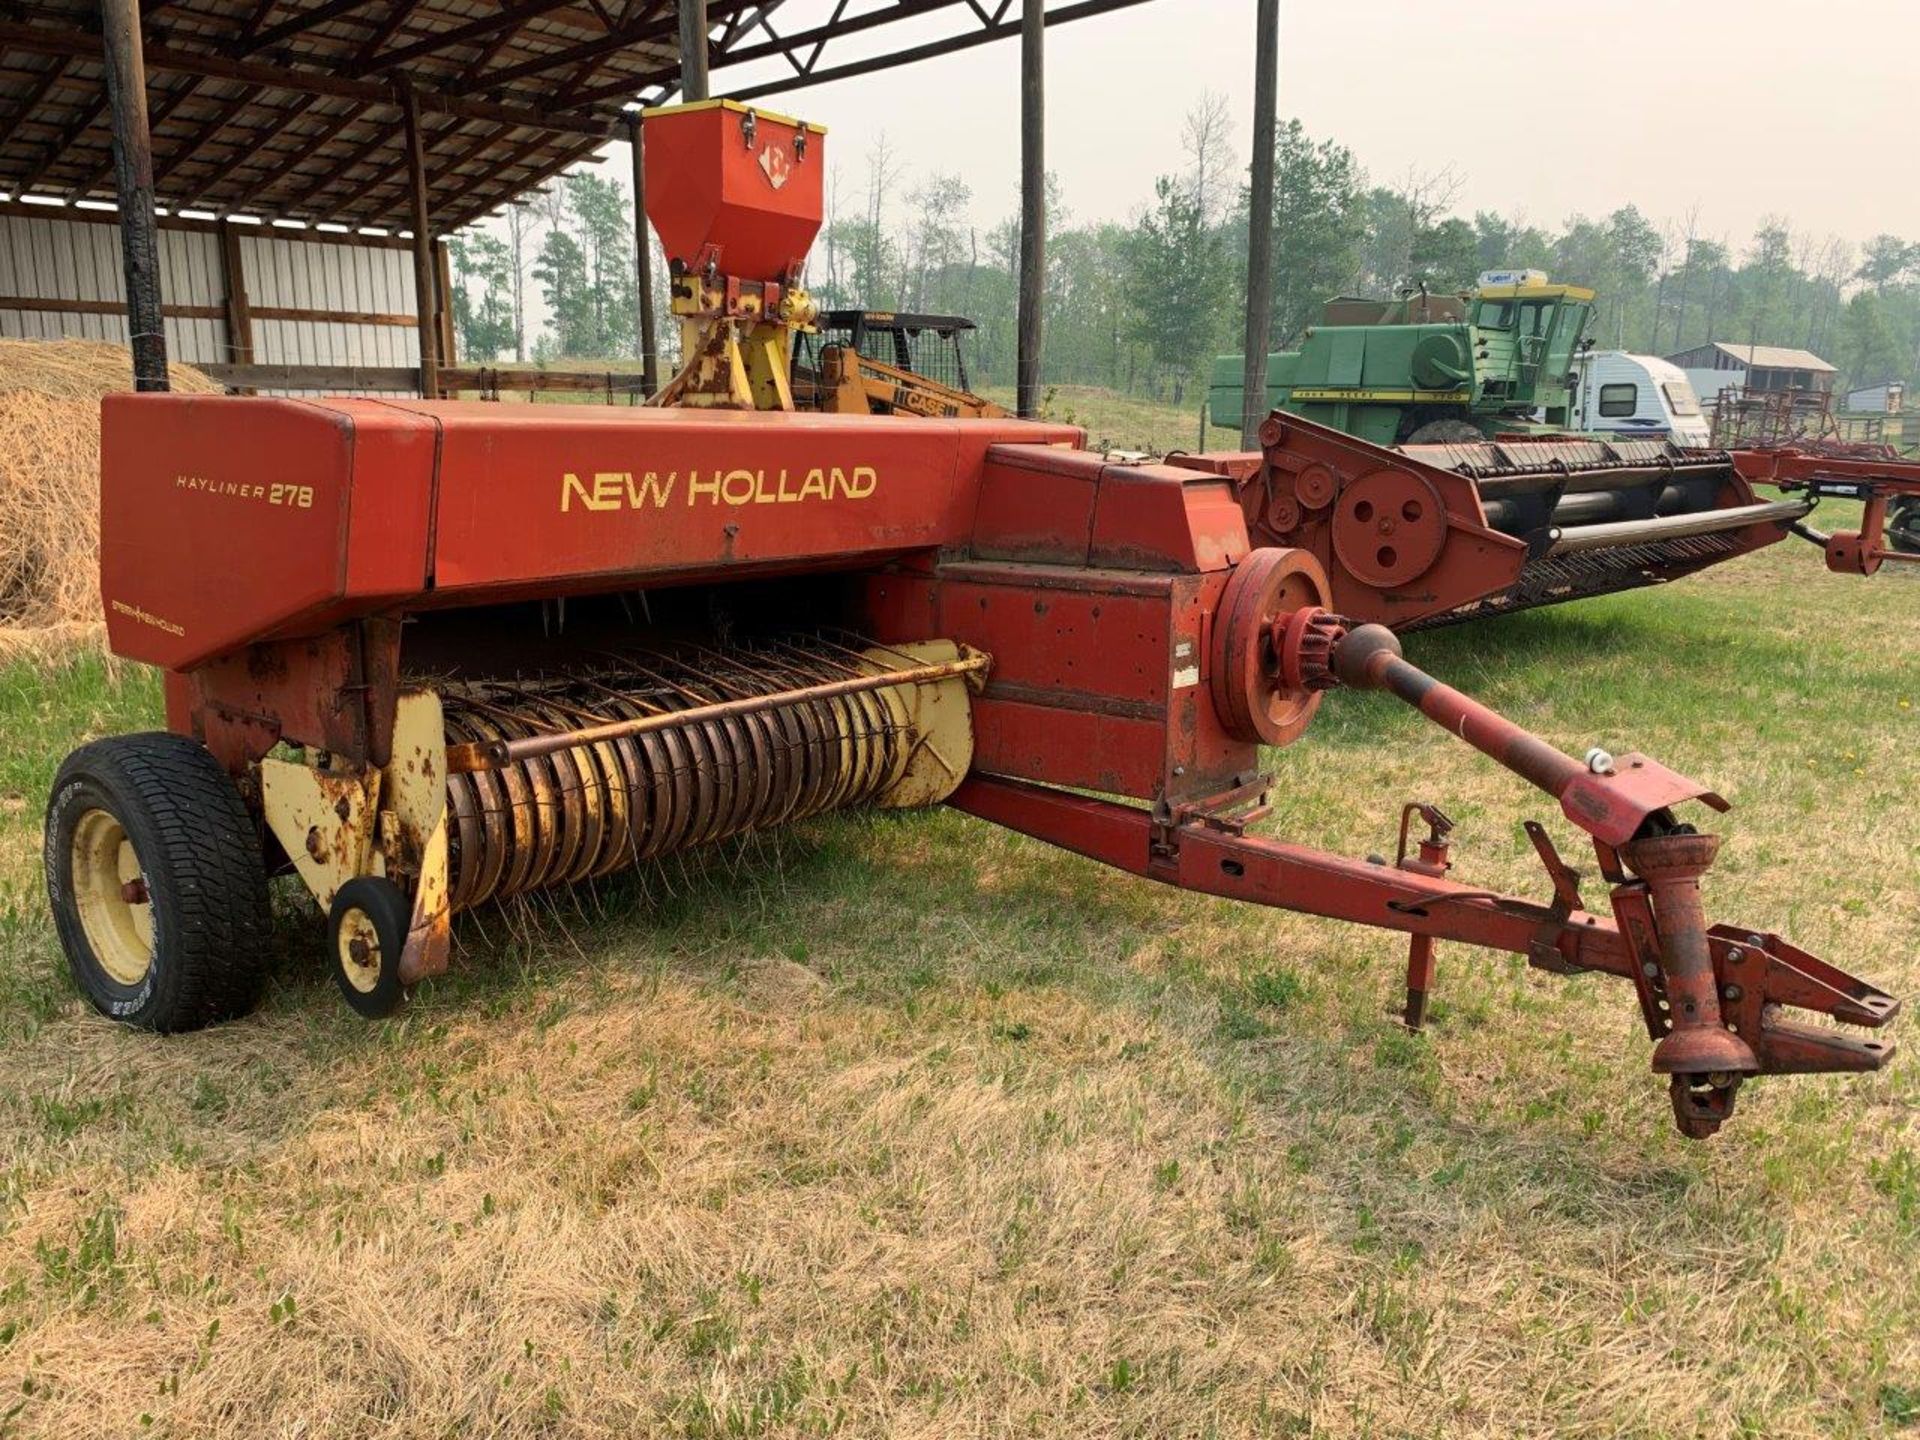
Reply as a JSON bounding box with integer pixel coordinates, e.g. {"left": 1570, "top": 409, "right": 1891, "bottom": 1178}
{"left": 0, "top": 339, "right": 220, "bottom": 649}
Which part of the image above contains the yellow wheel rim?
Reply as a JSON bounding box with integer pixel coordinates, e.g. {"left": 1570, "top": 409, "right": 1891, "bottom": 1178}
{"left": 70, "top": 808, "right": 154, "bottom": 986}
{"left": 336, "top": 907, "right": 382, "bottom": 995}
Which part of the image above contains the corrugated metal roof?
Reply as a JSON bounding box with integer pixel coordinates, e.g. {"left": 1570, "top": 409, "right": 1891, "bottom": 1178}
{"left": 0, "top": 1, "right": 1163, "bottom": 233}
{"left": 1705, "top": 342, "right": 1837, "bottom": 372}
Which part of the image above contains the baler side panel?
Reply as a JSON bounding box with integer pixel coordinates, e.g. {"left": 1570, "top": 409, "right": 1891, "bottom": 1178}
{"left": 868, "top": 449, "right": 1258, "bottom": 802}
{"left": 99, "top": 396, "right": 436, "bottom": 670}
{"left": 1090, "top": 468, "right": 1249, "bottom": 573}
{"left": 870, "top": 566, "right": 1248, "bottom": 802}
{"left": 970, "top": 444, "right": 1102, "bottom": 565}
{"left": 416, "top": 406, "right": 1080, "bottom": 597}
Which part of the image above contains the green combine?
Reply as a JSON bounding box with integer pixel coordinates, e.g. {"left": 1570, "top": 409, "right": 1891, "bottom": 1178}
{"left": 1211, "top": 271, "right": 1596, "bottom": 445}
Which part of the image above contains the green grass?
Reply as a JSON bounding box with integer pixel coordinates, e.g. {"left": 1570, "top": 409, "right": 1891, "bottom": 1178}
{"left": 982, "top": 382, "right": 1234, "bottom": 454}
{"left": 0, "top": 392, "right": 1915, "bottom": 1436}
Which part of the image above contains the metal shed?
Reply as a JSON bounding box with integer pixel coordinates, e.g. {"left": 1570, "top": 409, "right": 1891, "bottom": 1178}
{"left": 1664, "top": 342, "right": 1838, "bottom": 395}
{"left": 1, "top": 0, "right": 1188, "bottom": 413}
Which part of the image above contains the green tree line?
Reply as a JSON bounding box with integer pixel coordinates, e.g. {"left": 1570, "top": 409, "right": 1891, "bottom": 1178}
{"left": 447, "top": 105, "right": 1920, "bottom": 406}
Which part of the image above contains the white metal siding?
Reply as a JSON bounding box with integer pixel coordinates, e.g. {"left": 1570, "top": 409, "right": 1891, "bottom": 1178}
{"left": 243, "top": 231, "right": 417, "bottom": 373}
{"left": 0, "top": 212, "right": 417, "bottom": 384}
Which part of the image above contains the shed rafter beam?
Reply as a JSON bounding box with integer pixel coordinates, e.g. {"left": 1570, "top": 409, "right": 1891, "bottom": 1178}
{"left": 66, "top": 73, "right": 200, "bottom": 199}
{"left": 0, "top": 55, "right": 71, "bottom": 152}
{"left": 338, "top": 114, "right": 490, "bottom": 213}
{"left": 14, "top": 91, "right": 109, "bottom": 194}
{"left": 289, "top": 110, "right": 408, "bottom": 214}
{"left": 0, "top": 22, "right": 619, "bottom": 136}
{"left": 355, "top": 126, "right": 575, "bottom": 228}
{"left": 180, "top": 94, "right": 318, "bottom": 208}
{"left": 241, "top": 0, "right": 386, "bottom": 57}
{"left": 233, "top": 0, "right": 283, "bottom": 49}
{"left": 723, "top": 0, "right": 1149, "bottom": 105}
{"left": 180, "top": 92, "right": 318, "bottom": 206}
{"left": 242, "top": 98, "right": 369, "bottom": 209}
{"left": 718, "top": 0, "right": 785, "bottom": 49}
{"left": 563, "top": 0, "right": 965, "bottom": 108}
{"left": 298, "top": 110, "right": 565, "bottom": 226}
{"left": 437, "top": 135, "right": 573, "bottom": 216}
{"left": 354, "top": 0, "right": 602, "bottom": 76}
{"left": 472, "top": 0, "right": 742, "bottom": 92}
{"left": 348, "top": 0, "right": 415, "bottom": 68}
{"left": 153, "top": 84, "right": 260, "bottom": 186}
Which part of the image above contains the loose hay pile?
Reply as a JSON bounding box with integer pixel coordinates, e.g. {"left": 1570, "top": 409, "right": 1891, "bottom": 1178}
{"left": 0, "top": 339, "right": 220, "bottom": 653}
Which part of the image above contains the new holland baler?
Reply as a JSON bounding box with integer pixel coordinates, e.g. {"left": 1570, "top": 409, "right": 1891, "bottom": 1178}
{"left": 43, "top": 101, "right": 1899, "bottom": 1143}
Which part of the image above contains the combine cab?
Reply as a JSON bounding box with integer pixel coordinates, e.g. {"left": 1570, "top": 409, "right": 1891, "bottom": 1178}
{"left": 1211, "top": 271, "right": 1596, "bottom": 447}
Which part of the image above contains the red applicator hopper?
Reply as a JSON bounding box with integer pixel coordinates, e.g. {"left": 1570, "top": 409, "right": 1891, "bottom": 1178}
{"left": 641, "top": 99, "right": 825, "bottom": 284}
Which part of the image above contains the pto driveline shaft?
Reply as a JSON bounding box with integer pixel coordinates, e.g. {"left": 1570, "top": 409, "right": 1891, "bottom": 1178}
{"left": 1330, "top": 625, "right": 1588, "bottom": 802}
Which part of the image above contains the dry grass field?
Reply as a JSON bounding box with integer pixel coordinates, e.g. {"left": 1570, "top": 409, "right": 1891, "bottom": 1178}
{"left": 0, "top": 393, "right": 1915, "bottom": 1437}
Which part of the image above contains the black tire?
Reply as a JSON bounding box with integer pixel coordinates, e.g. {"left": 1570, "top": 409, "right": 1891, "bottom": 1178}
{"left": 1890, "top": 496, "right": 1920, "bottom": 556}
{"left": 328, "top": 876, "right": 410, "bottom": 1019}
{"left": 45, "top": 732, "right": 271, "bottom": 1031}
{"left": 1403, "top": 419, "right": 1487, "bottom": 446}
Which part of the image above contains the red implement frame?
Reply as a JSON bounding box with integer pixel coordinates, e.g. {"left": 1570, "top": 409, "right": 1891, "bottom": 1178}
{"left": 949, "top": 610, "right": 1897, "bottom": 1140}
{"left": 1169, "top": 413, "right": 1800, "bottom": 630}
{"left": 1730, "top": 447, "right": 1920, "bottom": 575}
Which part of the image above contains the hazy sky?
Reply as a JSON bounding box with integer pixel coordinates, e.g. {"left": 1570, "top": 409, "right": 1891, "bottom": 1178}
{"left": 607, "top": 0, "right": 1915, "bottom": 257}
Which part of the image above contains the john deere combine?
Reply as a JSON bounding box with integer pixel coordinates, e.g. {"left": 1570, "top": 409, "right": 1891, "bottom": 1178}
{"left": 1210, "top": 270, "right": 1594, "bottom": 446}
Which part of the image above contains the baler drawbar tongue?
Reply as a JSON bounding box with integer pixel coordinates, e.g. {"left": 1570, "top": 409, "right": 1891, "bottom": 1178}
{"left": 964, "top": 599, "right": 1896, "bottom": 1141}
{"left": 1311, "top": 615, "right": 1897, "bottom": 1138}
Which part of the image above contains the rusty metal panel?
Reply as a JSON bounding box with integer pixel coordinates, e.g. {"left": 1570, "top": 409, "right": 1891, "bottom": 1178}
{"left": 866, "top": 563, "right": 1250, "bottom": 802}
{"left": 969, "top": 443, "right": 1102, "bottom": 564}
{"left": 1088, "top": 465, "right": 1248, "bottom": 573}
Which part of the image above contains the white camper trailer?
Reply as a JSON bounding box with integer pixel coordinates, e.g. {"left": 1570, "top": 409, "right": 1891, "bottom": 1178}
{"left": 1568, "top": 351, "right": 1713, "bottom": 447}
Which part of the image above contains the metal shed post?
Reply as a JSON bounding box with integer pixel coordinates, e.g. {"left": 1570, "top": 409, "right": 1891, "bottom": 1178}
{"left": 628, "top": 112, "right": 658, "bottom": 395}
{"left": 100, "top": 0, "right": 168, "bottom": 391}
{"left": 679, "top": 0, "right": 710, "bottom": 101}
{"left": 399, "top": 81, "right": 440, "bottom": 398}
{"left": 1240, "top": 0, "right": 1279, "bottom": 448}
{"left": 1015, "top": 0, "right": 1044, "bottom": 418}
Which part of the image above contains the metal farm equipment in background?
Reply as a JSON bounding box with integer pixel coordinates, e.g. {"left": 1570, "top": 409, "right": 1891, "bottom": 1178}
{"left": 1208, "top": 272, "right": 1597, "bottom": 448}
{"left": 1709, "top": 383, "right": 1836, "bottom": 448}
{"left": 793, "top": 310, "right": 1006, "bottom": 419}
{"left": 1165, "top": 416, "right": 1809, "bottom": 628}
{"left": 1197, "top": 272, "right": 1920, "bottom": 624}
{"left": 43, "top": 100, "right": 1901, "bottom": 1143}
{"left": 1167, "top": 415, "right": 1919, "bottom": 630}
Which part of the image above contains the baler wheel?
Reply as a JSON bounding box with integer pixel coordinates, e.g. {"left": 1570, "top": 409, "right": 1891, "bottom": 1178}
{"left": 327, "top": 876, "right": 410, "bottom": 1019}
{"left": 45, "top": 733, "right": 271, "bottom": 1031}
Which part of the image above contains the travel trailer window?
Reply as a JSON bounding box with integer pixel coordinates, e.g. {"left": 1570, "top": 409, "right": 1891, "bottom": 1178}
{"left": 1599, "top": 382, "right": 1638, "bottom": 417}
